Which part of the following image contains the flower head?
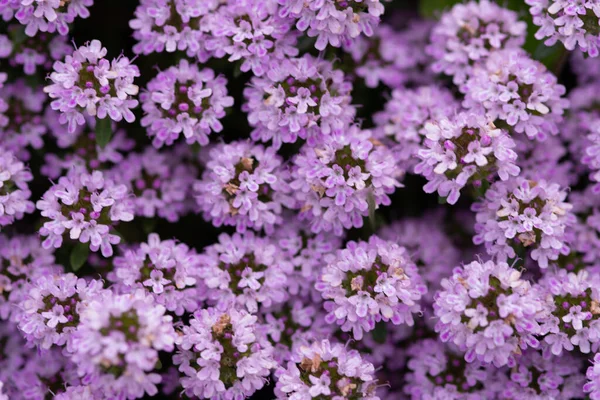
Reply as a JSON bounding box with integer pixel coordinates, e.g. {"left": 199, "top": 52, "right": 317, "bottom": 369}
{"left": 44, "top": 40, "right": 139, "bottom": 133}
{"left": 174, "top": 307, "right": 276, "bottom": 399}
{"left": 274, "top": 339, "right": 379, "bottom": 399}
{"left": 427, "top": 0, "right": 526, "bottom": 84}
{"left": 36, "top": 169, "right": 135, "bottom": 257}
{"left": 472, "top": 177, "right": 574, "bottom": 269}
{"left": 110, "top": 233, "right": 204, "bottom": 316}
{"left": 141, "top": 59, "right": 233, "bottom": 148}
{"left": 463, "top": 49, "right": 569, "bottom": 141}
{"left": 527, "top": 0, "right": 600, "bottom": 57}
{"left": 243, "top": 54, "right": 354, "bottom": 147}
{"left": 0, "top": 148, "right": 34, "bottom": 229}
{"left": 198, "top": 231, "right": 289, "bottom": 313}
{"left": 291, "top": 126, "right": 402, "bottom": 235}
{"left": 434, "top": 259, "right": 544, "bottom": 367}
{"left": 194, "top": 141, "right": 292, "bottom": 233}
{"left": 71, "top": 289, "right": 177, "bottom": 399}
{"left": 415, "top": 112, "right": 520, "bottom": 204}
{"left": 317, "top": 236, "right": 426, "bottom": 340}
{"left": 279, "top": 0, "right": 388, "bottom": 51}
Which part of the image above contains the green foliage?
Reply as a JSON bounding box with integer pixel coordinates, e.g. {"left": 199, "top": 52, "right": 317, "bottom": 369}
{"left": 70, "top": 243, "right": 89, "bottom": 272}
{"left": 95, "top": 117, "right": 113, "bottom": 148}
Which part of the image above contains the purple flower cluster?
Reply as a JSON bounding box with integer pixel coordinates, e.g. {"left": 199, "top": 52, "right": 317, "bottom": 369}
{"left": 0, "top": 147, "right": 34, "bottom": 228}
{"left": 274, "top": 339, "right": 379, "bottom": 399}
{"left": 44, "top": 39, "right": 139, "bottom": 133}
{"left": 279, "top": 0, "right": 387, "bottom": 51}
{"left": 434, "top": 259, "right": 543, "bottom": 367}
{"left": 415, "top": 111, "right": 520, "bottom": 204}
{"left": 70, "top": 289, "right": 177, "bottom": 399}
{"left": 527, "top": 0, "right": 600, "bottom": 57}
{"left": 5, "top": 0, "right": 93, "bottom": 37}
{"left": 111, "top": 147, "right": 197, "bottom": 222}
{"left": 0, "top": 25, "right": 70, "bottom": 75}
{"left": 3, "top": 0, "right": 600, "bottom": 397}
{"left": 463, "top": 49, "right": 569, "bottom": 140}
{"left": 317, "top": 236, "right": 426, "bottom": 340}
{"left": 175, "top": 307, "right": 276, "bottom": 399}
{"left": 244, "top": 54, "right": 354, "bottom": 147}
{"left": 374, "top": 85, "right": 458, "bottom": 171}
{"left": 473, "top": 177, "right": 573, "bottom": 268}
{"left": 141, "top": 59, "right": 233, "bottom": 148}
{"left": 427, "top": 0, "right": 527, "bottom": 84}
{"left": 205, "top": 0, "right": 298, "bottom": 76}
{"left": 0, "top": 79, "right": 51, "bottom": 159}
{"left": 343, "top": 21, "right": 435, "bottom": 88}
{"left": 291, "top": 127, "right": 401, "bottom": 235}
{"left": 130, "top": 0, "right": 218, "bottom": 60}
{"left": 110, "top": 233, "right": 204, "bottom": 315}
{"left": 195, "top": 141, "right": 292, "bottom": 233}
{"left": 198, "top": 231, "right": 289, "bottom": 313}
{"left": 37, "top": 169, "right": 134, "bottom": 257}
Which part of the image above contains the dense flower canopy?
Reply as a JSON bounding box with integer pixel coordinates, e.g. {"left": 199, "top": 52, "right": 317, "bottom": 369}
{"left": 2, "top": 0, "right": 600, "bottom": 398}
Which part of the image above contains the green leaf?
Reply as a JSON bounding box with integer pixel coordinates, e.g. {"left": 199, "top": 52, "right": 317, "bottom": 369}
{"left": 367, "top": 190, "right": 377, "bottom": 232}
{"left": 142, "top": 218, "right": 157, "bottom": 235}
{"left": 70, "top": 243, "right": 89, "bottom": 272}
{"left": 233, "top": 61, "right": 243, "bottom": 78}
{"left": 95, "top": 117, "right": 113, "bottom": 148}
{"left": 372, "top": 322, "right": 388, "bottom": 344}
{"left": 419, "top": 0, "right": 461, "bottom": 18}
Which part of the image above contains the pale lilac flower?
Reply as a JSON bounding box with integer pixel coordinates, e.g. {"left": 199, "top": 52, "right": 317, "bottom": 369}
{"left": 10, "top": 0, "right": 93, "bottom": 36}
{"left": 534, "top": 269, "right": 600, "bottom": 356}
{"left": 343, "top": 21, "right": 436, "bottom": 88}
{"left": 194, "top": 141, "right": 292, "bottom": 233}
{"left": 415, "top": 112, "right": 520, "bottom": 204}
{"left": 44, "top": 39, "right": 139, "bottom": 133}
{"left": 501, "top": 349, "right": 584, "bottom": 399}
{"left": 272, "top": 219, "right": 342, "bottom": 300}
{"left": 0, "top": 79, "right": 54, "bottom": 160}
{"left": 463, "top": 49, "right": 569, "bottom": 141}
{"left": 70, "top": 289, "right": 177, "bottom": 399}
{"left": 279, "top": 0, "right": 388, "bottom": 51}
{"left": 404, "top": 338, "right": 497, "bottom": 399}
{"left": 316, "top": 236, "right": 426, "bottom": 340}
{"left": 291, "top": 126, "right": 402, "bottom": 235}
{"left": 204, "top": 0, "right": 298, "bottom": 76}
{"left": 110, "top": 147, "right": 197, "bottom": 222}
{"left": 259, "top": 297, "right": 333, "bottom": 364}
{"left": 526, "top": 0, "right": 600, "bottom": 57}
{"left": 140, "top": 59, "right": 233, "bottom": 148}
{"left": 0, "top": 147, "right": 34, "bottom": 228}
{"left": 36, "top": 169, "right": 135, "bottom": 257}
{"left": 434, "top": 259, "right": 544, "bottom": 367}
{"left": 1, "top": 25, "right": 70, "bottom": 75}
{"left": 130, "top": 0, "right": 218, "bottom": 61}
{"left": 18, "top": 273, "right": 103, "bottom": 350}
{"left": 585, "top": 352, "right": 600, "bottom": 399}
{"left": 173, "top": 307, "right": 276, "bottom": 399}
{"left": 427, "top": 0, "right": 526, "bottom": 84}
{"left": 8, "top": 346, "right": 83, "bottom": 399}
{"left": 472, "top": 177, "right": 574, "bottom": 269}
{"left": 379, "top": 212, "right": 460, "bottom": 303}
{"left": 373, "top": 85, "right": 458, "bottom": 172}
{"left": 110, "top": 233, "right": 204, "bottom": 316}
{"left": 243, "top": 54, "right": 355, "bottom": 147}
{"left": 198, "top": 231, "right": 290, "bottom": 313}
{"left": 274, "top": 339, "right": 379, "bottom": 399}
{"left": 0, "top": 234, "right": 61, "bottom": 322}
